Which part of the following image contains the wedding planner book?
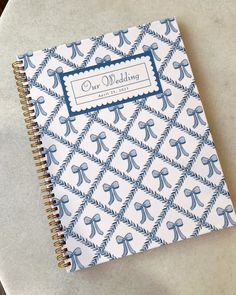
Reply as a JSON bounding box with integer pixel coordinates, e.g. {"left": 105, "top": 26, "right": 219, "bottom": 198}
{"left": 12, "top": 17, "right": 236, "bottom": 272}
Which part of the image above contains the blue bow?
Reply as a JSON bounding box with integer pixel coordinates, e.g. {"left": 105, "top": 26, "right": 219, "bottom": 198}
{"left": 184, "top": 186, "right": 204, "bottom": 210}
{"left": 66, "top": 40, "right": 84, "bottom": 59}
{"left": 103, "top": 181, "right": 122, "bottom": 205}
{"left": 142, "top": 43, "right": 161, "bottom": 61}
{"left": 134, "top": 199, "right": 154, "bottom": 224}
{"left": 84, "top": 213, "right": 104, "bottom": 239}
{"left": 108, "top": 104, "right": 127, "bottom": 124}
{"left": 47, "top": 66, "right": 63, "bottom": 89}
{"left": 59, "top": 116, "right": 78, "bottom": 137}
{"left": 116, "top": 233, "right": 136, "bottom": 256}
{"left": 113, "top": 29, "right": 131, "bottom": 47}
{"left": 31, "top": 96, "right": 47, "bottom": 117}
{"left": 152, "top": 167, "right": 172, "bottom": 191}
{"left": 138, "top": 119, "right": 157, "bottom": 142}
{"left": 71, "top": 163, "right": 91, "bottom": 186}
{"left": 166, "top": 218, "right": 186, "bottom": 242}
{"left": 18, "top": 51, "right": 35, "bottom": 70}
{"left": 67, "top": 247, "right": 84, "bottom": 271}
{"left": 173, "top": 59, "right": 192, "bottom": 81}
{"left": 43, "top": 145, "right": 59, "bottom": 167}
{"left": 121, "top": 149, "right": 140, "bottom": 172}
{"left": 160, "top": 17, "right": 178, "bottom": 35}
{"left": 95, "top": 55, "right": 111, "bottom": 65}
{"left": 169, "top": 136, "right": 189, "bottom": 160}
{"left": 90, "top": 131, "right": 109, "bottom": 155}
{"left": 156, "top": 89, "right": 174, "bottom": 111}
{"left": 53, "top": 195, "right": 71, "bottom": 218}
{"left": 187, "top": 106, "right": 206, "bottom": 129}
{"left": 216, "top": 205, "right": 236, "bottom": 228}
{"left": 201, "top": 154, "right": 221, "bottom": 178}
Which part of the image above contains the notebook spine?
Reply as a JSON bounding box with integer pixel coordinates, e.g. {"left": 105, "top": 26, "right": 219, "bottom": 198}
{"left": 12, "top": 60, "right": 70, "bottom": 269}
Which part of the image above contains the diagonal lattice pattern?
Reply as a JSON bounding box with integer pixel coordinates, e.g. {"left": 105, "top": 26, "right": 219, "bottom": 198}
{"left": 19, "top": 18, "right": 236, "bottom": 272}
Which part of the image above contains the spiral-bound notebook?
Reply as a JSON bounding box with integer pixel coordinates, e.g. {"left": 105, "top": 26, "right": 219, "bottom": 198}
{"left": 13, "top": 17, "right": 236, "bottom": 272}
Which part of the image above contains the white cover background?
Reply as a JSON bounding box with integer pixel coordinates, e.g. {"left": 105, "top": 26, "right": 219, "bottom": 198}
{"left": 18, "top": 18, "right": 236, "bottom": 272}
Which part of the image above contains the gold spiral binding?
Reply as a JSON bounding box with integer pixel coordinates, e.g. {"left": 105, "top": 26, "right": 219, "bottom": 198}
{"left": 12, "top": 60, "right": 71, "bottom": 269}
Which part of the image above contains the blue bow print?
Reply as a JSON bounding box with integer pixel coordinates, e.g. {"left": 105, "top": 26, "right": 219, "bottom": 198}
{"left": 142, "top": 43, "right": 161, "bottom": 61}
{"left": 108, "top": 104, "right": 127, "bottom": 124}
{"left": 201, "top": 154, "right": 221, "bottom": 178}
{"left": 138, "top": 119, "right": 157, "bottom": 141}
{"left": 187, "top": 106, "right": 206, "bottom": 129}
{"left": 18, "top": 51, "right": 35, "bottom": 70}
{"left": 84, "top": 213, "right": 104, "bottom": 239}
{"left": 184, "top": 186, "right": 204, "bottom": 210}
{"left": 113, "top": 29, "right": 131, "bottom": 47}
{"left": 59, "top": 116, "right": 78, "bottom": 137}
{"left": 216, "top": 205, "right": 236, "bottom": 228}
{"left": 43, "top": 145, "right": 59, "bottom": 167}
{"left": 67, "top": 247, "right": 84, "bottom": 271}
{"left": 160, "top": 17, "right": 178, "bottom": 35}
{"left": 66, "top": 40, "right": 84, "bottom": 59}
{"left": 116, "top": 233, "right": 136, "bottom": 256}
{"left": 103, "top": 181, "right": 122, "bottom": 205}
{"left": 169, "top": 136, "right": 189, "bottom": 160}
{"left": 156, "top": 89, "right": 174, "bottom": 111}
{"left": 95, "top": 55, "right": 111, "bottom": 65}
{"left": 31, "top": 96, "right": 47, "bottom": 117}
{"left": 121, "top": 149, "right": 140, "bottom": 172}
{"left": 47, "top": 66, "right": 63, "bottom": 89}
{"left": 173, "top": 59, "right": 192, "bottom": 81}
{"left": 134, "top": 199, "right": 154, "bottom": 224}
{"left": 166, "top": 218, "right": 186, "bottom": 242}
{"left": 71, "top": 163, "right": 91, "bottom": 186}
{"left": 53, "top": 195, "right": 71, "bottom": 218}
{"left": 90, "top": 131, "right": 109, "bottom": 154}
{"left": 152, "top": 168, "right": 172, "bottom": 191}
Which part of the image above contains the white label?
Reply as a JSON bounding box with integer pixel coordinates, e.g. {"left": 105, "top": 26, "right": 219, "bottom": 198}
{"left": 61, "top": 52, "right": 162, "bottom": 116}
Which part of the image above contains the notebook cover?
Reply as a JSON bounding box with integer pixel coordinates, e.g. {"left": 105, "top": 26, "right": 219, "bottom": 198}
{"left": 16, "top": 17, "right": 236, "bottom": 272}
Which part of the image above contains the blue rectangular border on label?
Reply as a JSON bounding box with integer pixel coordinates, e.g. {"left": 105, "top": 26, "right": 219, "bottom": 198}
{"left": 59, "top": 51, "right": 163, "bottom": 117}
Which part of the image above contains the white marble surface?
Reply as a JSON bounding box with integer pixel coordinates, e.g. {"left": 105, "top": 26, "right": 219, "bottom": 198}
{"left": 0, "top": 0, "right": 236, "bottom": 294}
